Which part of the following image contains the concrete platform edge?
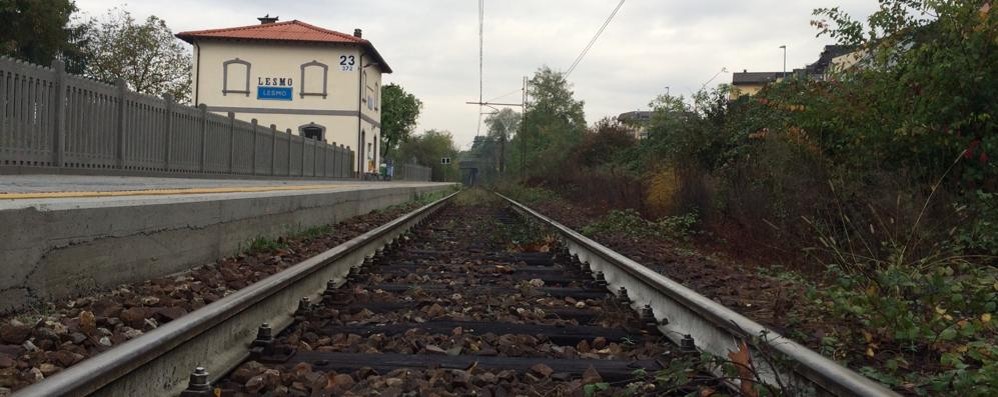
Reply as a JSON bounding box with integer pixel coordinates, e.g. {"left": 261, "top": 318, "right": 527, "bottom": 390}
{"left": 0, "top": 183, "right": 456, "bottom": 314}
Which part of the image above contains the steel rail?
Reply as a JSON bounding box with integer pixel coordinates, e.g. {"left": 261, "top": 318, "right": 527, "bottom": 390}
{"left": 15, "top": 190, "right": 459, "bottom": 397}
{"left": 498, "top": 193, "right": 899, "bottom": 397}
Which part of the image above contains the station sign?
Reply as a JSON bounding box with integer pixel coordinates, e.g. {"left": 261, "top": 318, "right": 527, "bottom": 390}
{"left": 257, "top": 76, "right": 294, "bottom": 101}
{"left": 257, "top": 86, "right": 292, "bottom": 101}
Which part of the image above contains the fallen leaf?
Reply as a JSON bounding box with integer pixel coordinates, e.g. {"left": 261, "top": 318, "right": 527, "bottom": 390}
{"left": 727, "top": 340, "right": 758, "bottom": 397}
{"left": 581, "top": 365, "right": 602, "bottom": 385}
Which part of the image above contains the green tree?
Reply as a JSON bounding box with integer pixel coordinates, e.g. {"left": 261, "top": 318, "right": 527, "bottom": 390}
{"left": 483, "top": 108, "right": 520, "bottom": 174}
{"left": 0, "top": 0, "right": 88, "bottom": 72}
{"left": 512, "top": 66, "right": 586, "bottom": 178}
{"left": 571, "top": 117, "right": 636, "bottom": 169}
{"left": 396, "top": 129, "right": 459, "bottom": 181}
{"left": 810, "top": 0, "right": 997, "bottom": 184}
{"left": 80, "top": 9, "right": 191, "bottom": 102}
{"left": 380, "top": 83, "right": 423, "bottom": 160}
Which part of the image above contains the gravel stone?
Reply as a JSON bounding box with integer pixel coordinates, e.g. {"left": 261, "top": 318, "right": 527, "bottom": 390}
{"left": 0, "top": 326, "right": 30, "bottom": 345}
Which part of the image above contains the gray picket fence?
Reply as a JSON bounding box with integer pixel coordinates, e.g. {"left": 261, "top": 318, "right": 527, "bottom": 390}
{"left": 394, "top": 163, "right": 432, "bottom": 181}
{"left": 0, "top": 57, "right": 361, "bottom": 179}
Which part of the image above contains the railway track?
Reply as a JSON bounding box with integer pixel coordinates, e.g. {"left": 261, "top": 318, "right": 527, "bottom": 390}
{"left": 13, "top": 190, "right": 899, "bottom": 396}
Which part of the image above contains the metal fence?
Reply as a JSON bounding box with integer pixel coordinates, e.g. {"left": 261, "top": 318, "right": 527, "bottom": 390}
{"left": 0, "top": 57, "right": 358, "bottom": 179}
{"left": 394, "top": 163, "right": 432, "bottom": 181}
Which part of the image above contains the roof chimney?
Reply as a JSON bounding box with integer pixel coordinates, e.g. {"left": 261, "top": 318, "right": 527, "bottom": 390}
{"left": 353, "top": 28, "right": 362, "bottom": 38}
{"left": 258, "top": 14, "right": 279, "bottom": 24}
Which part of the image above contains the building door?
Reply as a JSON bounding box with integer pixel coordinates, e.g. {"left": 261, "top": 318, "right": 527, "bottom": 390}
{"left": 359, "top": 130, "right": 366, "bottom": 175}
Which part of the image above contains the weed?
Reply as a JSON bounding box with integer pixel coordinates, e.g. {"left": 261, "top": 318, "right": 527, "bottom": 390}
{"left": 496, "top": 183, "right": 559, "bottom": 204}
{"left": 453, "top": 188, "right": 498, "bottom": 206}
{"left": 492, "top": 215, "right": 556, "bottom": 252}
{"left": 806, "top": 261, "right": 998, "bottom": 394}
{"left": 803, "top": 165, "right": 998, "bottom": 394}
{"left": 580, "top": 208, "right": 700, "bottom": 242}
{"left": 246, "top": 224, "right": 335, "bottom": 254}
{"left": 954, "top": 190, "right": 998, "bottom": 257}
{"left": 247, "top": 236, "right": 287, "bottom": 253}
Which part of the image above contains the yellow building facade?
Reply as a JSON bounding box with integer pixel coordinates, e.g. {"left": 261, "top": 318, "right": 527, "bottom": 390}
{"left": 177, "top": 17, "right": 391, "bottom": 175}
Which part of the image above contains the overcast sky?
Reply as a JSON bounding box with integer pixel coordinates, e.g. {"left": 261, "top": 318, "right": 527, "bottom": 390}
{"left": 74, "top": 0, "right": 878, "bottom": 149}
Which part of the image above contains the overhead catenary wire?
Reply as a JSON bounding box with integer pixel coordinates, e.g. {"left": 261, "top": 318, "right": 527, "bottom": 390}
{"left": 564, "top": 0, "right": 626, "bottom": 78}
{"left": 485, "top": 87, "right": 523, "bottom": 103}
{"left": 477, "top": 0, "right": 485, "bottom": 136}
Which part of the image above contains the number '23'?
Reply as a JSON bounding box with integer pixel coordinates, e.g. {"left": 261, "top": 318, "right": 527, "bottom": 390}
{"left": 339, "top": 55, "right": 356, "bottom": 66}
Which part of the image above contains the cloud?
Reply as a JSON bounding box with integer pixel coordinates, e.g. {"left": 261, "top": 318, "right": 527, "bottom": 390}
{"left": 73, "top": 0, "right": 879, "bottom": 149}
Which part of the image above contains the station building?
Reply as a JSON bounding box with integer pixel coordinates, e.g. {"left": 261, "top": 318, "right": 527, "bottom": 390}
{"left": 176, "top": 16, "right": 391, "bottom": 174}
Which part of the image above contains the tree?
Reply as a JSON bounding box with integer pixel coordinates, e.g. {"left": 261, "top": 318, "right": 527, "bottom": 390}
{"left": 810, "top": 0, "right": 997, "bottom": 185}
{"left": 484, "top": 108, "right": 520, "bottom": 174}
{"left": 512, "top": 66, "right": 586, "bottom": 178}
{"left": 380, "top": 83, "right": 423, "bottom": 160}
{"left": 396, "top": 130, "right": 459, "bottom": 181}
{"left": 80, "top": 9, "right": 191, "bottom": 102}
{"left": 571, "top": 117, "right": 636, "bottom": 169}
{"left": 0, "top": 0, "right": 88, "bottom": 72}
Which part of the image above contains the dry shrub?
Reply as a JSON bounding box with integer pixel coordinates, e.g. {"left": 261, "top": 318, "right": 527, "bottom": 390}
{"left": 531, "top": 169, "right": 645, "bottom": 214}
{"left": 708, "top": 139, "right": 834, "bottom": 266}
{"left": 701, "top": 137, "right": 966, "bottom": 271}
{"left": 646, "top": 167, "right": 679, "bottom": 217}
{"left": 673, "top": 166, "right": 713, "bottom": 216}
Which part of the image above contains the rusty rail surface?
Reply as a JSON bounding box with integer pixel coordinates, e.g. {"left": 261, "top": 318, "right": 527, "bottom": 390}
{"left": 498, "top": 192, "right": 898, "bottom": 397}
{"left": 13, "top": 191, "right": 459, "bottom": 397}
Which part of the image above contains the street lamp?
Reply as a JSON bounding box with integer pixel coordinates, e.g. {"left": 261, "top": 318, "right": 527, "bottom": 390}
{"left": 665, "top": 86, "right": 670, "bottom": 96}
{"left": 779, "top": 45, "right": 787, "bottom": 77}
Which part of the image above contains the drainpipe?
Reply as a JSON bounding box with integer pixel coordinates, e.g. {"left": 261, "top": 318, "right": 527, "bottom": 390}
{"left": 356, "top": 53, "right": 364, "bottom": 179}
{"left": 194, "top": 42, "right": 201, "bottom": 105}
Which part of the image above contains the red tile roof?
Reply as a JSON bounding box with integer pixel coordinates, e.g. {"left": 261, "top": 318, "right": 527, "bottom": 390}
{"left": 176, "top": 20, "right": 391, "bottom": 73}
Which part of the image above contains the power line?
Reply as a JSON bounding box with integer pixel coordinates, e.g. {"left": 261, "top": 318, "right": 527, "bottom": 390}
{"left": 564, "top": 0, "right": 626, "bottom": 78}
{"left": 485, "top": 87, "right": 522, "bottom": 103}
{"left": 477, "top": 0, "right": 485, "bottom": 136}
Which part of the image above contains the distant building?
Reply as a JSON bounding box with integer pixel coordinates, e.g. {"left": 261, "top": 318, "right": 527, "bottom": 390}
{"left": 176, "top": 16, "right": 392, "bottom": 175}
{"left": 730, "top": 71, "right": 785, "bottom": 99}
{"left": 802, "top": 45, "right": 855, "bottom": 77}
{"left": 829, "top": 49, "right": 869, "bottom": 74}
{"left": 617, "top": 111, "right": 651, "bottom": 139}
{"left": 729, "top": 45, "right": 854, "bottom": 100}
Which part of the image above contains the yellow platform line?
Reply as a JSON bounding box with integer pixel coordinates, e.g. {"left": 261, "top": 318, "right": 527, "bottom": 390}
{"left": 0, "top": 184, "right": 365, "bottom": 200}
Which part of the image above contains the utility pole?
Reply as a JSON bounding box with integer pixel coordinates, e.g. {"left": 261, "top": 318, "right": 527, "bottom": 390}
{"left": 465, "top": 77, "right": 527, "bottom": 179}
{"left": 521, "top": 76, "right": 528, "bottom": 180}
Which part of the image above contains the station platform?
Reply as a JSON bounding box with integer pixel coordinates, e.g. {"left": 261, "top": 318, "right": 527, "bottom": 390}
{"left": 0, "top": 175, "right": 433, "bottom": 208}
{"left": 0, "top": 174, "right": 456, "bottom": 313}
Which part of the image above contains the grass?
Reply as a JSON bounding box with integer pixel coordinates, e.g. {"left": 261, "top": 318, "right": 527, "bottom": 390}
{"left": 246, "top": 224, "right": 334, "bottom": 253}
{"left": 494, "top": 183, "right": 559, "bottom": 204}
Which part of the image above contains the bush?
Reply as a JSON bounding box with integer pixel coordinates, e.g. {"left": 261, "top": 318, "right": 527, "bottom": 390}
{"left": 581, "top": 208, "right": 699, "bottom": 242}
{"left": 645, "top": 167, "right": 680, "bottom": 217}
{"left": 954, "top": 190, "right": 998, "bottom": 257}
{"left": 810, "top": 258, "right": 997, "bottom": 395}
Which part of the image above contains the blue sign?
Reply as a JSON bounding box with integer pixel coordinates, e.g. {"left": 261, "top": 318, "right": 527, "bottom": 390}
{"left": 257, "top": 86, "right": 293, "bottom": 101}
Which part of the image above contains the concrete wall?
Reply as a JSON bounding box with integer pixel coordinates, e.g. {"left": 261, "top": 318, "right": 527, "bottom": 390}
{"left": 0, "top": 184, "right": 452, "bottom": 314}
